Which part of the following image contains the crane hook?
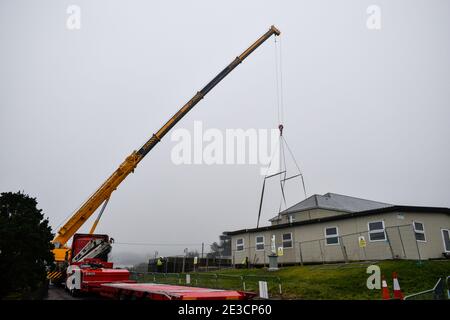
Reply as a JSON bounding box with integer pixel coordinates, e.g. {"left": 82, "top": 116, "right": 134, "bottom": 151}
{"left": 278, "top": 124, "right": 284, "bottom": 136}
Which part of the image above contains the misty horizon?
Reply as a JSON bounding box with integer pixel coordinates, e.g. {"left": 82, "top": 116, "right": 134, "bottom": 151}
{"left": 1, "top": 1, "right": 449, "bottom": 265}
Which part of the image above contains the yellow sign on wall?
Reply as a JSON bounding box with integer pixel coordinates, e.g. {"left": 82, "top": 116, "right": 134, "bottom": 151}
{"left": 358, "top": 236, "right": 367, "bottom": 248}
{"left": 277, "top": 246, "right": 284, "bottom": 256}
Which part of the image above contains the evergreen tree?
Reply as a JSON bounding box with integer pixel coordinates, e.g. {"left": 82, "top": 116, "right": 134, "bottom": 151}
{"left": 0, "top": 191, "right": 54, "bottom": 298}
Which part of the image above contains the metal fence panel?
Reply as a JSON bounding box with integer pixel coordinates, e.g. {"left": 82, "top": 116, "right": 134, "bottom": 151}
{"left": 299, "top": 240, "right": 323, "bottom": 263}
{"left": 228, "top": 224, "right": 423, "bottom": 265}
{"left": 130, "top": 271, "right": 283, "bottom": 298}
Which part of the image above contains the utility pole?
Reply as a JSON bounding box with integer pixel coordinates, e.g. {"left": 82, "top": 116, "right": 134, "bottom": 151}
{"left": 201, "top": 243, "right": 204, "bottom": 259}
{"left": 153, "top": 251, "right": 159, "bottom": 273}
{"left": 182, "top": 248, "right": 188, "bottom": 273}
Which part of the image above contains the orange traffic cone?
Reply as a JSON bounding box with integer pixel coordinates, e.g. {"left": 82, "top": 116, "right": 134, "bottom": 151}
{"left": 392, "top": 272, "right": 404, "bottom": 300}
{"left": 381, "top": 275, "right": 391, "bottom": 300}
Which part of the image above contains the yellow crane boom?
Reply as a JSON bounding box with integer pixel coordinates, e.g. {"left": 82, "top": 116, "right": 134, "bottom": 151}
{"left": 52, "top": 25, "right": 281, "bottom": 261}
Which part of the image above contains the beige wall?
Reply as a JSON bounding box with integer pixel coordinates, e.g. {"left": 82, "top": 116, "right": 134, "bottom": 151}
{"left": 231, "top": 211, "right": 450, "bottom": 265}
{"left": 271, "top": 208, "right": 351, "bottom": 225}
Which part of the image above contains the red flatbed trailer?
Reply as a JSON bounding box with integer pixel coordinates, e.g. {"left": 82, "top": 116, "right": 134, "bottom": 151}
{"left": 64, "top": 235, "right": 256, "bottom": 300}
{"left": 99, "top": 283, "right": 257, "bottom": 300}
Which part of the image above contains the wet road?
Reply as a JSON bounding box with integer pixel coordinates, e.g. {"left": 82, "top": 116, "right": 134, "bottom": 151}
{"left": 45, "top": 285, "right": 86, "bottom": 300}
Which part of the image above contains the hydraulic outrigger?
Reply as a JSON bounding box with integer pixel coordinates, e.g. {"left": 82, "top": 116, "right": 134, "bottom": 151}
{"left": 52, "top": 25, "right": 281, "bottom": 264}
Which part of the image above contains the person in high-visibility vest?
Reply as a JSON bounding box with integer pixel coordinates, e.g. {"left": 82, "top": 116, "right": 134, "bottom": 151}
{"left": 156, "top": 257, "right": 163, "bottom": 273}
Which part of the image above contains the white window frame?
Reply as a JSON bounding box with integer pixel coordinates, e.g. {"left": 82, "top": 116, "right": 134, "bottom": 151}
{"left": 324, "top": 226, "right": 340, "bottom": 246}
{"left": 368, "top": 220, "right": 387, "bottom": 242}
{"left": 236, "top": 238, "right": 244, "bottom": 251}
{"left": 255, "top": 235, "right": 265, "bottom": 251}
{"left": 282, "top": 232, "right": 293, "bottom": 249}
{"left": 441, "top": 229, "right": 450, "bottom": 253}
{"left": 413, "top": 221, "right": 426, "bottom": 243}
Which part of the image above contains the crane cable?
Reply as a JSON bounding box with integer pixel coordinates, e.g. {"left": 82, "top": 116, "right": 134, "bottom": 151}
{"left": 282, "top": 135, "right": 307, "bottom": 199}
{"left": 275, "top": 35, "right": 288, "bottom": 217}
{"left": 256, "top": 34, "right": 307, "bottom": 228}
{"left": 274, "top": 35, "right": 284, "bottom": 125}
{"left": 275, "top": 35, "right": 307, "bottom": 218}
{"left": 256, "top": 35, "right": 285, "bottom": 228}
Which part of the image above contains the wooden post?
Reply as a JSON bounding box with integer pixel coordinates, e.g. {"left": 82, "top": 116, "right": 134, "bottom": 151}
{"left": 319, "top": 240, "right": 325, "bottom": 264}
{"left": 397, "top": 226, "right": 406, "bottom": 258}
{"left": 339, "top": 236, "right": 349, "bottom": 263}
{"left": 412, "top": 224, "right": 422, "bottom": 261}
{"left": 385, "top": 229, "right": 396, "bottom": 259}
{"left": 298, "top": 242, "right": 304, "bottom": 266}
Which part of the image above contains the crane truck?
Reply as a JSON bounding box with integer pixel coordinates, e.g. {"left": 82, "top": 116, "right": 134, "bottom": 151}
{"left": 48, "top": 25, "right": 281, "bottom": 299}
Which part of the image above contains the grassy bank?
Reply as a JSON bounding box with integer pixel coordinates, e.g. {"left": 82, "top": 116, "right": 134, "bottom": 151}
{"left": 210, "top": 260, "right": 450, "bottom": 299}
{"left": 140, "top": 260, "right": 450, "bottom": 299}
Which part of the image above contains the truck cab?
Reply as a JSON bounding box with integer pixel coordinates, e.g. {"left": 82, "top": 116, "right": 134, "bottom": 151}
{"left": 65, "top": 233, "right": 132, "bottom": 295}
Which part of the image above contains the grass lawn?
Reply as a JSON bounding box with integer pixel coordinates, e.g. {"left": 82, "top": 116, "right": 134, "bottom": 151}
{"left": 210, "top": 260, "right": 450, "bottom": 299}
{"left": 140, "top": 260, "right": 450, "bottom": 299}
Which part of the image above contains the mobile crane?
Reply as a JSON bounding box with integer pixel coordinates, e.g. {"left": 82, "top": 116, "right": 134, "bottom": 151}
{"left": 48, "top": 26, "right": 281, "bottom": 288}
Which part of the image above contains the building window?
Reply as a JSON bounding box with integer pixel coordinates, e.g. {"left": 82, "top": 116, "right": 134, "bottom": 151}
{"left": 325, "top": 227, "right": 339, "bottom": 245}
{"left": 413, "top": 221, "right": 426, "bottom": 242}
{"left": 236, "top": 238, "right": 244, "bottom": 251}
{"left": 368, "top": 220, "right": 386, "bottom": 242}
{"left": 255, "top": 236, "right": 265, "bottom": 251}
{"left": 442, "top": 229, "right": 450, "bottom": 253}
{"left": 282, "top": 233, "right": 293, "bottom": 248}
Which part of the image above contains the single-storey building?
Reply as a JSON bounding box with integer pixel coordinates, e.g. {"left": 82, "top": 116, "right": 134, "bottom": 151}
{"left": 224, "top": 193, "right": 450, "bottom": 265}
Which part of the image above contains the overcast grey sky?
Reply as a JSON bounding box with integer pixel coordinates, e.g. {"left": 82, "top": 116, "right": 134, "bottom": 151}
{"left": 1, "top": 0, "right": 449, "bottom": 264}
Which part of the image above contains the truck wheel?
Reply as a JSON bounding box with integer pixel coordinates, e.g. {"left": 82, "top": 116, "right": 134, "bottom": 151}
{"left": 119, "top": 292, "right": 129, "bottom": 300}
{"left": 70, "top": 289, "right": 79, "bottom": 297}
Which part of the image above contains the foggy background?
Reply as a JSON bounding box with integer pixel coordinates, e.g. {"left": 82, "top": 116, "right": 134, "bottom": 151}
{"left": 1, "top": 0, "right": 449, "bottom": 266}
